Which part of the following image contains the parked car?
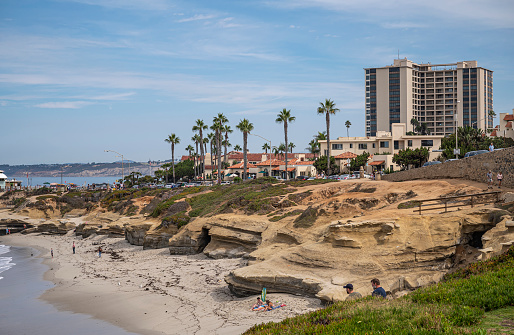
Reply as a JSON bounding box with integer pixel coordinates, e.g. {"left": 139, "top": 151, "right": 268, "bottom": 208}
{"left": 422, "top": 161, "right": 442, "bottom": 167}
{"left": 220, "top": 181, "right": 231, "bottom": 185}
{"left": 464, "top": 150, "right": 489, "bottom": 158}
{"left": 164, "top": 183, "right": 178, "bottom": 188}
{"left": 184, "top": 183, "right": 198, "bottom": 188}
{"left": 271, "top": 176, "right": 284, "bottom": 181}
{"left": 295, "top": 175, "right": 309, "bottom": 181}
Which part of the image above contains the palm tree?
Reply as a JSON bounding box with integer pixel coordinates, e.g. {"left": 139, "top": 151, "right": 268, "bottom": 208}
{"left": 192, "top": 119, "right": 208, "bottom": 180}
{"left": 278, "top": 143, "right": 287, "bottom": 160}
{"left": 410, "top": 117, "right": 419, "bottom": 133}
{"left": 236, "top": 119, "right": 254, "bottom": 180}
{"left": 345, "top": 120, "right": 351, "bottom": 138}
{"left": 164, "top": 134, "right": 180, "bottom": 183}
{"left": 262, "top": 142, "right": 270, "bottom": 154}
{"left": 288, "top": 142, "right": 295, "bottom": 153}
{"left": 223, "top": 125, "right": 233, "bottom": 165}
{"left": 272, "top": 145, "right": 280, "bottom": 158}
{"left": 212, "top": 113, "right": 228, "bottom": 184}
{"left": 276, "top": 108, "right": 296, "bottom": 180}
{"left": 234, "top": 144, "right": 242, "bottom": 152}
{"left": 317, "top": 99, "right": 339, "bottom": 175}
{"left": 207, "top": 133, "right": 215, "bottom": 169}
{"left": 192, "top": 134, "right": 201, "bottom": 180}
{"left": 488, "top": 110, "right": 496, "bottom": 130}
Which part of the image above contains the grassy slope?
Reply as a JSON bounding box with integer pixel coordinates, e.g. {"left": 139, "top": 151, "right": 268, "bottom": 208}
{"left": 243, "top": 247, "right": 514, "bottom": 335}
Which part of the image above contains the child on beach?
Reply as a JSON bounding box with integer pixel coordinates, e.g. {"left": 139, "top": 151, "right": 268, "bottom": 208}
{"left": 252, "top": 297, "right": 264, "bottom": 309}
{"left": 51, "top": 248, "right": 53, "bottom": 258}
{"left": 497, "top": 172, "right": 503, "bottom": 188}
{"left": 73, "top": 242, "right": 75, "bottom": 254}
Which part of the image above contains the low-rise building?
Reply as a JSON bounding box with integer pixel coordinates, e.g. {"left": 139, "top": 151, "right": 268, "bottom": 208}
{"left": 0, "top": 170, "right": 6, "bottom": 190}
{"left": 319, "top": 123, "right": 444, "bottom": 171}
{"left": 490, "top": 109, "right": 514, "bottom": 140}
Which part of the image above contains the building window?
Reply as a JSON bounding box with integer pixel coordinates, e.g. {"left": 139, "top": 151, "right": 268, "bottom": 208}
{"left": 358, "top": 143, "right": 367, "bottom": 150}
{"left": 349, "top": 143, "right": 353, "bottom": 149}
{"left": 394, "top": 141, "right": 399, "bottom": 150}
{"left": 408, "top": 140, "right": 412, "bottom": 147}
{"left": 421, "top": 140, "right": 433, "bottom": 147}
{"left": 380, "top": 141, "right": 389, "bottom": 148}
{"left": 332, "top": 144, "right": 343, "bottom": 150}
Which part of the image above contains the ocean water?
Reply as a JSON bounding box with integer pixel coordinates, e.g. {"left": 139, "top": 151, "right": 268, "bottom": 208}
{"left": 0, "top": 244, "right": 15, "bottom": 280}
{"left": 0, "top": 244, "right": 137, "bottom": 335}
{"left": 19, "top": 176, "right": 122, "bottom": 187}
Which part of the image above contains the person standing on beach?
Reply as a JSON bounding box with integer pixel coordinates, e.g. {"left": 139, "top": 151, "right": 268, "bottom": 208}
{"left": 73, "top": 242, "right": 75, "bottom": 254}
{"left": 51, "top": 248, "right": 54, "bottom": 258}
{"left": 98, "top": 246, "right": 102, "bottom": 258}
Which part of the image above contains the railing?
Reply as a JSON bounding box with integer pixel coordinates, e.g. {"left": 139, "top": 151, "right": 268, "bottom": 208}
{"left": 412, "top": 191, "right": 502, "bottom": 215}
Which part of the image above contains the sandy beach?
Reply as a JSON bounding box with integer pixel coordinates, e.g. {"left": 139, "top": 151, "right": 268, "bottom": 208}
{"left": 0, "top": 230, "right": 322, "bottom": 335}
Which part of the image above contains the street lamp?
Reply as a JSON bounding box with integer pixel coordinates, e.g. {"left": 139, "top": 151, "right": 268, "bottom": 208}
{"left": 248, "top": 133, "right": 272, "bottom": 178}
{"left": 455, "top": 100, "right": 460, "bottom": 159}
{"left": 104, "top": 150, "right": 124, "bottom": 183}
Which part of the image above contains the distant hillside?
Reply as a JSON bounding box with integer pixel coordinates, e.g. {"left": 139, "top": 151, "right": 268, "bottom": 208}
{"left": 0, "top": 161, "right": 168, "bottom": 177}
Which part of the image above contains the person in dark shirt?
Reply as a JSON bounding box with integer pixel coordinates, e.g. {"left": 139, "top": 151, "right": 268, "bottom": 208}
{"left": 371, "top": 278, "right": 386, "bottom": 298}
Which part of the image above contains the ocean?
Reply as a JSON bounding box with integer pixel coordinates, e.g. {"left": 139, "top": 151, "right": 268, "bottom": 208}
{"left": 0, "top": 244, "right": 136, "bottom": 335}
{"left": 17, "top": 176, "right": 122, "bottom": 188}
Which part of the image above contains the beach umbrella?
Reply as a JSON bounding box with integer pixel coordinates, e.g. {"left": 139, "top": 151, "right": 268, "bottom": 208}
{"left": 260, "top": 287, "right": 267, "bottom": 302}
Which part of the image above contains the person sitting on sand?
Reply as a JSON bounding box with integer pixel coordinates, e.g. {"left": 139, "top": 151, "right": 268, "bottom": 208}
{"left": 265, "top": 300, "right": 274, "bottom": 311}
{"left": 252, "top": 297, "right": 264, "bottom": 309}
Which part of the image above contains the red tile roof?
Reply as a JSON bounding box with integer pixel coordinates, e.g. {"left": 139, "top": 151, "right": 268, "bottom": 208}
{"left": 506, "top": 121, "right": 513, "bottom": 128}
{"left": 334, "top": 152, "right": 358, "bottom": 159}
{"left": 369, "top": 160, "right": 385, "bottom": 166}
{"left": 504, "top": 114, "right": 514, "bottom": 121}
{"left": 255, "top": 159, "right": 285, "bottom": 166}
{"left": 490, "top": 130, "right": 497, "bottom": 137}
{"left": 227, "top": 162, "right": 258, "bottom": 169}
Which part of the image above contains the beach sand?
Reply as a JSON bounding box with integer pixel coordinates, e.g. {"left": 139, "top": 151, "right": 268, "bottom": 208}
{"left": 1, "top": 232, "right": 322, "bottom": 335}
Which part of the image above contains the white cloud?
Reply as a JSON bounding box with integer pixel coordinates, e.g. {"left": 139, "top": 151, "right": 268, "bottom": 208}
{"left": 65, "top": 0, "right": 170, "bottom": 11}
{"left": 177, "top": 14, "right": 216, "bottom": 23}
{"left": 35, "top": 101, "right": 93, "bottom": 109}
{"left": 217, "top": 17, "right": 240, "bottom": 28}
{"left": 265, "top": 0, "right": 514, "bottom": 28}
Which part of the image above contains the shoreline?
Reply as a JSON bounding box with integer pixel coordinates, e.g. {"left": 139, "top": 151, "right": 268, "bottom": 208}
{"left": 0, "top": 233, "right": 322, "bottom": 335}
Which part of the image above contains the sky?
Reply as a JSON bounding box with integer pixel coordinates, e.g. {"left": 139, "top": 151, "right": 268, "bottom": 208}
{"left": 1, "top": 0, "right": 513, "bottom": 165}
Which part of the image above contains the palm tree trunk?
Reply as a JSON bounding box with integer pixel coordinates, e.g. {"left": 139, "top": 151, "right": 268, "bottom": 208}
{"left": 217, "top": 130, "right": 222, "bottom": 184}
{"left": 172, "top": 144, "right": 176, "bottom": 183}
{"left": 199, "top": 131, "right": 205, "bottom": 181}
{"left": 224, "top": 132, "right": 228, "bottom": 165}
{"left": 243, "top": 132, "right": 248, "bottom": 180}
{"left": 284, "top": 122, "right": 288, "bottom": 180}
{"left": 326, "top": 113, "right": 331, "bottom": 176}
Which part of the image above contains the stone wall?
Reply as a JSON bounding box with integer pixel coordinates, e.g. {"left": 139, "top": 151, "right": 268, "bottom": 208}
{"left": 383, "top": 147, "right": 513, "bottom": 187}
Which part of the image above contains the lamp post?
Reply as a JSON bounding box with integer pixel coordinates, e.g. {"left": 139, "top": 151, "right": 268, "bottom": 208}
{"left": 455, "top": 100, "right": 460, "bottom": 159}
{"left": 104, "top": 150, "right": 124, "bottom": 183}
{"left": 248, "top": 133, "right": 272, "bottom": 178}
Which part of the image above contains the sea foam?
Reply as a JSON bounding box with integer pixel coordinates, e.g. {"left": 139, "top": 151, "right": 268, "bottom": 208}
{"left": 0, "top": 244, "right": 15, "bottom": 280}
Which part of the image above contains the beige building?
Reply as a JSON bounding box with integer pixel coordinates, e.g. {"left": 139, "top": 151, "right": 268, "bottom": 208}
{"left": 365, "top": 59, "right": 493, "bottom": 137}
{"left": 319, "top": 123, "right": 443, "bottom": 171}
{"left": 490, "top": 109, "right": 514, "bottom": 140}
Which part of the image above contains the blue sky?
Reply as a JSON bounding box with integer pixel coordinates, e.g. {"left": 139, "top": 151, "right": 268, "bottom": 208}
{"left": 1, "top": 0, "right": 513, "bottom": 165}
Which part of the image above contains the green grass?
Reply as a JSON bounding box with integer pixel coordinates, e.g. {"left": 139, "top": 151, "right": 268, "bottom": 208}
{"left": 150, "top": 187, "right": 203, "bottom": 217}
{"left": 243, "top": 246, "right": 514, "bottom": 335}
{"left": 186, "top": 180, "right": 298, "bottom": 217}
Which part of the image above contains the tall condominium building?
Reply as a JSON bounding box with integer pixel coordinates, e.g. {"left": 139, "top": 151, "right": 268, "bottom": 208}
{"left": 364, "top": 59, "right": 493, "bottom": 137}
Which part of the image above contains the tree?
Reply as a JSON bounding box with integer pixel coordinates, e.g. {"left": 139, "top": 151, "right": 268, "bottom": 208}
{"left": 317, "top": 99, "right": 339, "bottom": 175}
{"left": 349, "top": 152, "right": 370, "bottom": 171}
{"left": 191, "top": 134, "right": 202, "bottom": 180}
{"left": 262, "top": 142, "right": 270, "bottom": 154}
{"left": 313, "top": 155, "right": 339, "bottom": 176}
{"left": 288, "top": 142, "right": 295, "bottom": 153}
{"left": 488, "top": 110, "right": 496, "bottom": 130}
{"left": 192, "top": 119, "right": 208, "bottom": 181}
{"left": 345, "top": 120, "right": 351, "bottom": 137}
{"left": 236, "top": 118, "right": 254, "bottom": 180}
{"left": 306, "top": 139, "right": 319, "bottom": 156}
{"left": 410, "top": 117, "right": 419, "bottom": 133}
{"left": 392, "top": 147, "right": 430, "bottom": 169}
{"left": 212, "top": 113, "right": 228, "bottom": 184}
{"left": 234, "top": 144, "right": 242, "bottom": 152}
{"left": 164, "top": 133, "right": 180, "bottom": 183}
{"left": 207, "top": 132, "right": 215, "bottom": 169}
{"left": 276, "top": 108, "right": 296, "bottom": 180}
{"left": 223, "top": 124, "right": 233, "bottom": 165}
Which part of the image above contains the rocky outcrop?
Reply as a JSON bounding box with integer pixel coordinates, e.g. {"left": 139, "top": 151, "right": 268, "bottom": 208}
{"left": 22, "top": 220, "right": 75, "bottom": 235}
{"left": 169, "top": 216, "right": 268, "bottom": 258}
{"left": 125, "top": 222, "right": 154, "bottom": 246}
{"left": 143, "top": 223, "right": 179, "bottom": 249}
{"left": 225, "top": 208, "right": 512, "bottom": 303}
